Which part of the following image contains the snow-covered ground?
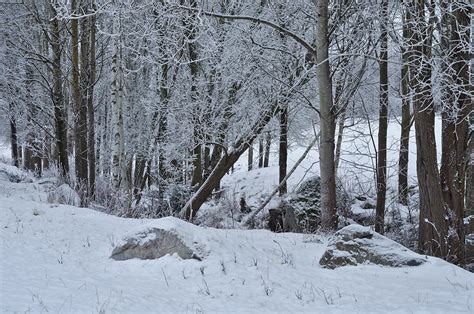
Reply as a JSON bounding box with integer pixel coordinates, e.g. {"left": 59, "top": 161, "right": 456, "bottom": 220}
{"left": 1, "top": 164, "right": 473, "bottom": 313}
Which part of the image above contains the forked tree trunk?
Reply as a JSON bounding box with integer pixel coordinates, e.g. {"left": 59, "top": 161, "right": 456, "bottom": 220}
{"left": 375, "top": 0, "right": 389, "bottom": 234}
{"left": 411, "top": 0, "right": 448, "bottom": 258}
{"left": 316, "top": 0, "right": 338, "bottom": 231}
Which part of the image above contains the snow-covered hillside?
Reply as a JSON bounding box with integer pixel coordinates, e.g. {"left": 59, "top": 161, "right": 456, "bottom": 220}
{"left": 1, "top": 164, "right": 472, "bottom": 313}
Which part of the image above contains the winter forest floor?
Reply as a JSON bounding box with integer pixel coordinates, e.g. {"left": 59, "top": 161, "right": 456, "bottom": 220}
{"left": 1, "top": 161, "right": 473, "bottom": 313}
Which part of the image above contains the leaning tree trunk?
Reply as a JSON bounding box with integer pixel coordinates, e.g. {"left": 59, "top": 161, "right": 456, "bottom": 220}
{"left": 316, "top": 0, "right": 338, "bottom": 231}
{"left": 375, "top": 0, "right": 389, "bottom": 234}
{"left": 181, "top": 103, "right": 280, "bottom": 220}
{"left": 50, "top": 3, "right": 69, "bottom": 178}
{"left": 411, "top": 0, "right": 448, "bottom": 258}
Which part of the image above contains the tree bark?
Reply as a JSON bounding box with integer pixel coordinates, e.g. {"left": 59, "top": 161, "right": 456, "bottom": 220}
{"left": 9, "top": 112, "right": 19, "bottom": 167}
{"left": 411, "top": 0, "right": 448, "bottom": 258}
{"left": 72, "top": 0, "right": 88, "bottom": 188}
{"left": 87, "top": 0, "right": 97, "bottom": 195}
{"left": 398, "top": 7, "right": 412, "bottom": 206}
{"left": 247, "top": 140, "right": 253, "bottom": 171}
{"left": 50, "top": 3, "right": 69, "bottom": 177}
{"left": 264, "top": 131, "right": 271, "bottom": 168}
{"left": 439, "top": 1, "right": 470, "bottom": 264}
{"left": 375, "top": 0, "right": 389, "bottom": 234}
{"left": 279, "top": 103, "right": 288, "bottom": 196}
{"left": 110, "top": 14, "right": 124, "bottom": 189}
{"left": 316, "top": 0, "right": 338, "bottom": 231}
{"left": 258, "top": 138, "right": 264, "bottom": 168}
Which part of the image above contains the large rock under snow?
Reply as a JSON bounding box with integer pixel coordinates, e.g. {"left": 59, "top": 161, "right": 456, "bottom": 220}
{"left": 320, "top": 224, "right": 426, "bottom": 269}
{"left": 47, "top": 184, "right": 81, "bottom": 206}
{"left": 111, "top": 218, "right": 208, "bottom": 261}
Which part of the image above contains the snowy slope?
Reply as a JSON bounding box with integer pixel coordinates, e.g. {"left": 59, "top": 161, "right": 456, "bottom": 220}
{"left": 1, "top": 166, "right": 473, "bottom": 313}
{"left": 221, "top": 117, "right": 443, "bottom": 208}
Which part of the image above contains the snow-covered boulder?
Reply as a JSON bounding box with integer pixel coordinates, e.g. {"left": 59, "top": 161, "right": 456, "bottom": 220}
{"left": 47, "top": 183, "right": 81, "bottom": 207}
{"left": 111, "top": 217, "right": 208, "bottom": 261}
{"left": 0, "top": 163, "right": 32, "bottom": 183}
{"left": 319, "top": 224, "right": 426, "bottom": 269}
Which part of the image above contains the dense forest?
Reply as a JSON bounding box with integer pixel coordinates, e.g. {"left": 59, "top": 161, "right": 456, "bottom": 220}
{"left": 0, "top": 0, "right": 472, "bottom": 269}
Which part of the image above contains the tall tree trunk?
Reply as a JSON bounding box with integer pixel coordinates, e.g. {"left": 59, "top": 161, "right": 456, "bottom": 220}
{"left": 71, "top": 0, "right": 88, "bottom": 188}
{"left": 87, "top": 0, "right": 97, "bottom": 196}
{"left": 50, "top": 3, "right": 69, "bottom": 178}
{"left": 334, "top": 107, "right": 346, "bottom": 175}
{"left": 279, "top": 103, "right": 288, "bottom": 196}
{"left": 110, "top": 14, "right": 124, "bottom": 190}
{"left": 186, "top": 0, "right": 203, "bottom": 190}
{"left": 439, "top": 2, "right": 470, "bottom": 264}
{"left": 398, "top": 7, "right": 412, "bottom": 206}
{"left": 316, "top": 0, "right": 338, "bottom": 231}
{"left": 375, "top": 0, "right": 389, "bottom": 234}
{"left": 466, "top": 111, "right": 474, "bottom": 216}
{"left": 258, "top": 138, "right": 264, "bottom": 168}
{"left": 411, "top": 0, "right": 448, "bottom": 258}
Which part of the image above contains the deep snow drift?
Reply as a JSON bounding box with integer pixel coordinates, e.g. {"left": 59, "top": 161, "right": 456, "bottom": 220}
{"left": 1, "top": 165, "right": 473, "bottom": 313}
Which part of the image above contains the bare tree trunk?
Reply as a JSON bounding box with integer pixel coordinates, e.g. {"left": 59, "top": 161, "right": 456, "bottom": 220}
{"left": 258, "top": 137, "right": 264, "bottom": 168}
{"left": 72, "top": 0, "right": 88, "bottom": 188}
{"left": 411, "top": 0, "right": 448, "bottom": 258}
{"left": 279, "top": 103, "right": 288, "bottom": 196}
{"left": 9, "top": 112, "right": 19, "bottom": 167}
{"left": 43, "top": 131, "right": 51, "bottom": 170}
{"left": 316, "top": 0, "right": 337, "bottom": 231}
{"left": 439, "top": 2, "right": 470, "bottom": 264}
{"left": 398, "top": 7, "right": 411, "bottom": 206}
{"left": 50, "top": 3, "right": 69, "bottom": 177}
{"left": 375, "top": 0, "right": 389, "bottom": 234}
{"left": 110, "top": 14, "right": 124, "bottom": 189}
{"left": 264, "top": 131, "right": 271, "bottom": 167}
{"left": 87, "top": 0, "right": 97, "bottom": 195}
{"left": 247, "top": 140, "right": 253, "bottom": 171}
{"left": 334, "top": 108, "right": 346, "bottom": 175}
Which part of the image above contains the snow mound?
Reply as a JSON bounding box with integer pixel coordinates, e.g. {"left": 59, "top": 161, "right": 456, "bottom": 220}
{"left": 320, "top": 224, "right": 427, "bottom": 269}
{"left": 0, "top": 163, "right": 32, "bottom": 183}
{"left": 111, "top": 217, "right": 209, "bottom": 261}
{"left": 47, "top": 183, "right": 81, "bottom": 206}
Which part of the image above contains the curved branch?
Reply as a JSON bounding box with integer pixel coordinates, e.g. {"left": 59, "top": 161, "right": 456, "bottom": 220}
{"left": 175, "top": 5, "right": 316, "bottom": 57}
